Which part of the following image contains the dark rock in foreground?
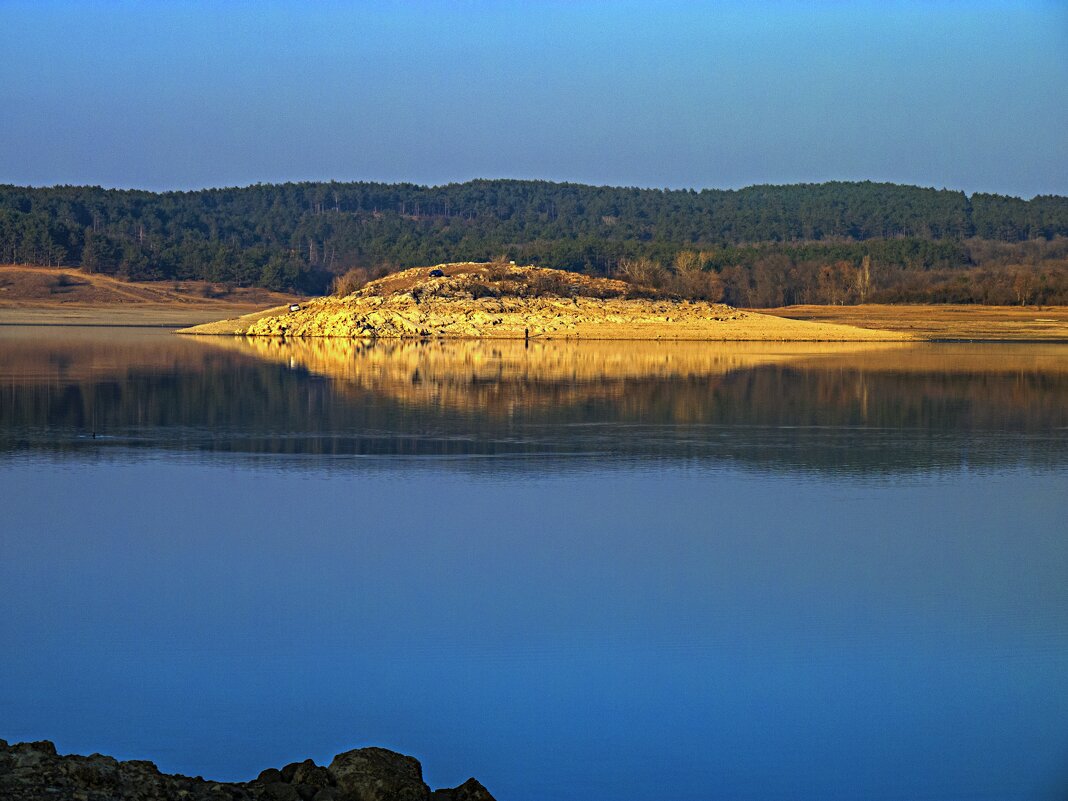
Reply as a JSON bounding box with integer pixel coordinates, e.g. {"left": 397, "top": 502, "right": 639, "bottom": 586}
{"left": 429, "top": 778, "right": 496, "bottom": 801}
{"left": 0, "top": 739, "right": 496, "bottom": 801}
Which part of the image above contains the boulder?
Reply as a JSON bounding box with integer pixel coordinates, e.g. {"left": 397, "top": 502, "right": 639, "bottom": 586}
{"left": 327, "top": 748, "right": 430, "bottom": 801}
{"left": 60, "top": 753, "right": 120, "bottom": 789}
{"left": 430, "top": 778, "right": 496, "bottom": 801}
{"left": 272, "top": 758, "right": 332, "bottom": 790}
{"left": 260, "top": 781, "right": 301, "bottom": 801}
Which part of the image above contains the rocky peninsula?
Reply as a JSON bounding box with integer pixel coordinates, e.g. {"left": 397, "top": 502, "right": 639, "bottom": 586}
{"left": 180, "top": 263, "right": 912, "bottom": 341}
{"left": 0, "top": 739, "right": 495, "bottom": 801}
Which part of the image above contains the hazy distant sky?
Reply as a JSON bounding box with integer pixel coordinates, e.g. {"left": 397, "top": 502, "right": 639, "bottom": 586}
{"left": 1, "top": 1, "right": 1066, "bottom": 196}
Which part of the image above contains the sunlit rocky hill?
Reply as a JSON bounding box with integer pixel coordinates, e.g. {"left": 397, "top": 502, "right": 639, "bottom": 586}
{"left": 182, "top": 263, "right": 910, "bottom": 341}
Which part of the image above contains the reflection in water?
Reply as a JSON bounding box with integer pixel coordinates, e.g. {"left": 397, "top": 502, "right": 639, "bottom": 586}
{"left": 1, "top": 329, "right": 1066, "bottom": 474}
{"left": 218, "top": 337, "right": 916, "bottom": 391}
{"left": 1, "top": 327, "right": 1067, "bottom": 801}
{"left": 223, "top": 334, "right": 1068, "bottom": 384}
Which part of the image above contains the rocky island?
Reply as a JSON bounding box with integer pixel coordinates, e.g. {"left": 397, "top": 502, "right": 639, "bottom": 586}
{"left": 0, "top": 739, "right": 495, "bottom": 801}
{"left": 179, "top": 262, "right": 911, "bottom": 341}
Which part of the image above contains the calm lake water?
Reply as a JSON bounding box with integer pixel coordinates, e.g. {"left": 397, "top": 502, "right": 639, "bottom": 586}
{"left": 1, "top": 327, "right": 1066, "bottom": 801}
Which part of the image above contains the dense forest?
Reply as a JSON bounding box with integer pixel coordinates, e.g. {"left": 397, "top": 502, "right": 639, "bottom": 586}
{"left": 1, "top": 179, "right": 1066, "bottom": 305}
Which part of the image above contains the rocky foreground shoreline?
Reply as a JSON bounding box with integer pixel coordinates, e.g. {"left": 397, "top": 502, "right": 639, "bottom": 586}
{"left": 0, "top": 740, "right": 495, "bottom": 801}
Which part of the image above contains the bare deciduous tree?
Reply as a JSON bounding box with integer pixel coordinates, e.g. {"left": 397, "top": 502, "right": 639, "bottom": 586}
{"left": 332, "top": 267, "right": 369, "bottom": 297}
{"left": 617, "top": 257, "right": 666, "bottom": 288}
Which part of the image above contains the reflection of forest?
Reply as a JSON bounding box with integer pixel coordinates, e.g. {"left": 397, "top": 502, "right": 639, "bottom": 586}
{"left": 2, "top": 330, "right": 1067, "bottom": 474}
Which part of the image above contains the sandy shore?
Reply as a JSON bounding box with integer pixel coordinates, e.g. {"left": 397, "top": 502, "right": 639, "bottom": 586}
{"left": 762, "top": 303, "right": 1068, "bottom": 341}
{"left": 0, "top": 304, "right": 287, "bottom": 327}
{"left": 6, "top": 299, "right": 1067, "bottom": 342}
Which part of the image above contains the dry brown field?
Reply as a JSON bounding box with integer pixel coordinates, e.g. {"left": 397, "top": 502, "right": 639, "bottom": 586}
{"left": 0, "top": 264, "right": 297, "bottom": 326}
{"left": 760, "top": 303, "right": 1068, "bottom": 341}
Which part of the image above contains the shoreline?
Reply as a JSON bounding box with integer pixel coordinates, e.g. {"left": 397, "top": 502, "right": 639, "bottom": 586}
{"left": 760, "top": 303, "right": 1068, "bottom": 341}
{"left": 2, "top": 301, "right": 1066, "bottom": 342}
{"left": 0, "top": 304, "right": 291, "bottom": 328}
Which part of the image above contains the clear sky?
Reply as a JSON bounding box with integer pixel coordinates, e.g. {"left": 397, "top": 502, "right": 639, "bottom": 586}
{"left": 1, "top": 1, "right": 1066, "bottom": 197}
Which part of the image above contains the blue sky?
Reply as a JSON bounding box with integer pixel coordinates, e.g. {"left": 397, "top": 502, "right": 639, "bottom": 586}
{"left": 1, "top": 1, "right": 1066, "bottom": 196}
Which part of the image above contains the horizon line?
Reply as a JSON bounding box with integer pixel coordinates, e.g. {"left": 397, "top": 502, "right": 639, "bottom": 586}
{"left": 1, "top": 177, "right": 1061, "bottom": 203}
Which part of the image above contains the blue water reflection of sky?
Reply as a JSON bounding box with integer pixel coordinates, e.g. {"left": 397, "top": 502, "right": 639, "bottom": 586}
{"left": 3, "top": 457, "right": 1066, "bottom": 800}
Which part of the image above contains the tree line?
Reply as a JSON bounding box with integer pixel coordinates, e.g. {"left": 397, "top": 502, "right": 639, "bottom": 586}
{"left": 1, "top": 179, "right": 1066, "bottom": 304}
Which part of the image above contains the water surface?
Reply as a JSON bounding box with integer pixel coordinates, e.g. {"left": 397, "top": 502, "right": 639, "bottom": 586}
{"left": 1, "top": 328, "right": 1066, "bottom": 801}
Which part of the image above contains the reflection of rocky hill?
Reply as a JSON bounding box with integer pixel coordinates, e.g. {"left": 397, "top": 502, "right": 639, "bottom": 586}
{"left": 211, "top": 337, "right": 913, "bottom": 417}
{"left": 2, "top": 330, "right": 1066, "bottom": 474}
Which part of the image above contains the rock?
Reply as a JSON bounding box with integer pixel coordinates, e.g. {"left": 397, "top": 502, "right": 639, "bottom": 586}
{"left": 60, "top": 754, "right": 120, "bottom": 789}
{"left": 0, "top": 739, "right": 491, "bottom": 801}
{"left": 261, "top": 781, "right": 301, "bottom": 801}
{"left": 281, "top": 762, "right": 301, "bottom": 782}
{"left": 292, "top": 761, "right": 332, "bottom": 789}
{"left": 280, "top": 759, "right": 330, "bottom": 788}
{"left": 11, "top": 740, "right": 58, "bottom": 767}
{"left": 430, "top": 778, "right": 496, "bottom": 801}
{"left": 450, "top": 778, "right": 495, "bottom": 801}
{"left": 327, "top": 748, "right": 430, "bottom": 801}
{"left": 214, "top": 262, "right": 905, "bottom": 341}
